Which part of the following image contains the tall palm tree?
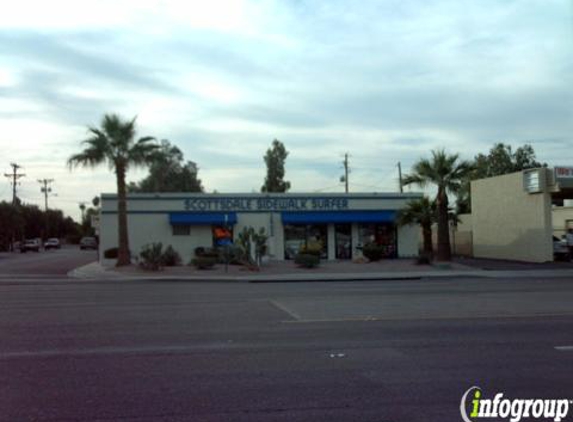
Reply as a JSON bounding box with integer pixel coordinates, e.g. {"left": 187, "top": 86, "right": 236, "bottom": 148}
{"left": 397, "top": 197, "right": 436, "bottom": 256}
{"left": 68, "top": 114, "right": 158, "bottom": 266}
{"left": 402, "top": 149, "right": 472, "bottom": 261}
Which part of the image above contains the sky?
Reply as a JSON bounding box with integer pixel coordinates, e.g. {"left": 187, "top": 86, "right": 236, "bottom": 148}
{"left": 1, "top": 0, "right": 572, "bottom": 221}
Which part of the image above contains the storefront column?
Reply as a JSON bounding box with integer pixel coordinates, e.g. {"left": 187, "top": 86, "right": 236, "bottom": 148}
{"left": 351, "top": 223, "right": 361, "bottom": 259}
{"left": 327, "top": 224, "right": 336, "bottom": 261}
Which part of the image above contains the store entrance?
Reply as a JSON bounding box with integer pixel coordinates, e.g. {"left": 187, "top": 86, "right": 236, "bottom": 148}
{"left": 284, "top": 224, "right": 328, "bottom": 259}
{"left": 358, "top": 223, "right": 397, "bottom": 258}
{"left": 335, "top": 224, "right": 352, "bottom": 259}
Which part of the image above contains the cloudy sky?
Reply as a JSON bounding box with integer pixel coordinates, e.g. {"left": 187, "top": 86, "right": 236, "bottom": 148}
{"left": 1, "top": 0, "right": 572, "bottom": 220}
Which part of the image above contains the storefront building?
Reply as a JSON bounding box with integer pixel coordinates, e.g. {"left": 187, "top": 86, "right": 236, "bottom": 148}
{"left": 99, "top": 192, "right": 423, "bottom": 264}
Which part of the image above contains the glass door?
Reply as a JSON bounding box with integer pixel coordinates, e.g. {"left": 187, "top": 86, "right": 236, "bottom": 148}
{"left": 335, "top": 224, "right": 352, "bottom": 259}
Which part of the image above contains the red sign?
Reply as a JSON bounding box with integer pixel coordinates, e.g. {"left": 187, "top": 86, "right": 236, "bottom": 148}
{"left": 555, "top": 167, "right": 573, "bottom": 179}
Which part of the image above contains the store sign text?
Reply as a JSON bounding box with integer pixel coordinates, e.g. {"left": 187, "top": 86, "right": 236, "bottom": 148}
{"left": 184, "top": 197, "right": 349, "bottom": 212}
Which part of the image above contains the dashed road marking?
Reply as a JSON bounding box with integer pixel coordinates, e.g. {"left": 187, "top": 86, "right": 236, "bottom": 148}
{"left": 555, "top": 346, "right": 573, "bottom": 351}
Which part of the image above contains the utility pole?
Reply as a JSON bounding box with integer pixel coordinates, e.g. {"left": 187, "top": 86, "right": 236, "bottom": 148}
{"left": 340, "top": 153, "right": 350, "bottom": 193}
{"left": 4, "top": 163, "right": 25, "bottom": 205}
{"left": 397, "top": 162, "right": 403, "bottom": 193}
{"left": 38, "top": 179, "right": 54, "bottom": 211}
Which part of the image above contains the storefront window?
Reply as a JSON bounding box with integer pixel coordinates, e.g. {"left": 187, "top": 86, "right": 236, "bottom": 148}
{"left": 335, "top": 224, "right": 352, "bottom": 259}
{"left": 172, "top": 225, "right": 191, "bottom": 236}
{"left": 358, "top": 223, "right": 397, "bottom": 258}
{"left": 284, "top": 224, "right": 328, "bottom": 259}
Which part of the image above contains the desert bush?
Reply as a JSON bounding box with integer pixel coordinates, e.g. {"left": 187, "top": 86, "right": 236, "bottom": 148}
{"left": 191, "top": 256, "right": 217, "bottom": 269}
{"left": 161, "top": 245, "right": 181, "bottom": 266}
{"left": 294, "top": 253, "right": 320, "bottom": 268}
{"left": 362, "top": 242, "right": 385, "bottom": 262}
{"left": 139, "top": 243, "right": 164, "bottom": 271}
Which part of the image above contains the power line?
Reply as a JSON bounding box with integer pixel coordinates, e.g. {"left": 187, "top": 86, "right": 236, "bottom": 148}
{"left": 4, "top": 163, "right": 25, "bottom": 205}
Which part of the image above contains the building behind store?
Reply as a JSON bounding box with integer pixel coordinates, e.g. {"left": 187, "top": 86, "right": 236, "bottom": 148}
{"left": 448, "top": 167, "right": 573, "bottom": 263}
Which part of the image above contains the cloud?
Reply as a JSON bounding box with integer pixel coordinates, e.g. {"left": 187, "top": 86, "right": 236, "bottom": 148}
{"left": 0, "top": 0, "right": 571, "bottom": 220}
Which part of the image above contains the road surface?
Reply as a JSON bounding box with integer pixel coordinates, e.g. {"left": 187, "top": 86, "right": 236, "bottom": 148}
{"left": 1, "top": 267, "right": 572, "bottom": 421}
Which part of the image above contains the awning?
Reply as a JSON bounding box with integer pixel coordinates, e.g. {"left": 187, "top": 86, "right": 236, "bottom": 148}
{"left": 281, "top": 210, "right": 396, "bottom": 224}
{"left": 169, "top": 212, "right": 237, "bottom": 225}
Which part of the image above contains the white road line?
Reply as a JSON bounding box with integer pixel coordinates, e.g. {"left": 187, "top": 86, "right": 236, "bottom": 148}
{"left": 268, "top": 299, "right": 301, "bottom": 320}
{"left": 555, "top": 346, "right": 573, "bottom": 351}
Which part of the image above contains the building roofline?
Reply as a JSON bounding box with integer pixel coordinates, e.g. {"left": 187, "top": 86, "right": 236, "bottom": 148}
{"left": 101, "top": 192, "right": 424, "bottom": 200}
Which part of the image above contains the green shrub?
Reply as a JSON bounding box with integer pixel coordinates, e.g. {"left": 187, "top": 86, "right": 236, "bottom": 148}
{"left": 104, "top": 247, "right": 119, "bottom": 259}
{"left": 195, "top": 247, "right": 219, "bottom": 259}
{"left": 161, "top": 245, "right": 181, "bottom": 266}
{"left": 139, "top": 243, "right": 164, "bottom": 271}
{"left": 362, "top": 243, "right": 385, "bottom": 262}
{"left": 191, "top": 256, "right": 217, "bottom": 270}
{"left": 294, "top": 253, "right": 320, "bottom": 268}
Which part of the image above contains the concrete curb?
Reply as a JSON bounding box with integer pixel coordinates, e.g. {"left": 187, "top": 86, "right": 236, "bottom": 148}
{"left": 66, "top": 261, "right": 573, "bottom": 283}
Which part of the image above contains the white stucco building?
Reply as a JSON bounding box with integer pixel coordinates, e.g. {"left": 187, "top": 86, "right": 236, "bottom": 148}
{"left": 99, "top": 192, "right": 423, "bottom": 264}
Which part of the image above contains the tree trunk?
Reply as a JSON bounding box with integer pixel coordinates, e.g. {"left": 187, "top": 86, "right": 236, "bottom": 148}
{"left": 116, "top": 165, "right": 131, "bottom": 267}
{"left": 436, "top": 187, "right": 451, "bottom": 261}
{"left": 422, "top": 224, "right": 433, "bottom": 256}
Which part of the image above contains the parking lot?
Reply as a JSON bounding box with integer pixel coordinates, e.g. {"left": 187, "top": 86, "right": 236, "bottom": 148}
{"left": 0, "top": 246, "right": 97, "bottom": 276}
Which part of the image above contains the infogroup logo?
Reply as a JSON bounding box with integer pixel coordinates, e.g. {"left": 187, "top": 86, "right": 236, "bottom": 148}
{"left": 460, "top": 386, "right": 571, "bottom": 422}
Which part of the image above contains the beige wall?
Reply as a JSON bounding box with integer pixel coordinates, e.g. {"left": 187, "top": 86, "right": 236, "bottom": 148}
{"left": 452, "top": 213, "right": 473, "bottom": 256}
{"left": 397, "top": 224, "right": 419, "bottom": 257}
{"left": 471, "top": 169, "right": 553, "bottom": 262}
{"left": 552, "top": 207, "right": 573, "bottom": 238}
{"left": 99, "top": 213, "right": 212, "bottom": 266}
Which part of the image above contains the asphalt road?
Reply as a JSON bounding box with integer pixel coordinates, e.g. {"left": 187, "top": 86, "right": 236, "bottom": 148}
{"left": 1, "top": 275, "right": 573, "bottom": 422}
{"left": 0, "top": 246, "right": 97, "bottom": 275}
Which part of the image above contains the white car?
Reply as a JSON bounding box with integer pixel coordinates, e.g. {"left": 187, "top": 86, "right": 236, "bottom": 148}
{"left": 20, "top": 238, "right": 41, "bottom": 253}
{"left": 44, "top": 238, "right": 61, "bottom": 250}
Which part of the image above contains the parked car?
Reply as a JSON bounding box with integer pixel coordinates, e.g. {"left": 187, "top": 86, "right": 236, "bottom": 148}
{"left": 20, "top": 238, "right": 41, "bottom": 253}
{"left": 553, "top": 236, "right": 570, "bottom": 261}
{"left": 44, "top": 238, "right": 61, "bottom": 250}
{"left": 79, "top": 237, "right": 98, "bottom": 250}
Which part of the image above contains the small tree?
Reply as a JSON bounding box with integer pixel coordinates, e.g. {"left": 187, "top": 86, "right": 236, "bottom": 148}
{"left": 261, "top": 139, "right": 291, "bottom": 193}
{"left": 403, "top": 149, "right": 472, "bottom": 261}
{"left": 236, "top": 227, "right": 268, "bottom": 268}
{"left": 397, "top": 197, "right": 436, "bottom": 256}
{"left": 129, "top": 140, "right": 204, "bottom": 193}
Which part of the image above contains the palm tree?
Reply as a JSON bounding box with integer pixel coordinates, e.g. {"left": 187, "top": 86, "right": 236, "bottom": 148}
{"left": 397, "top": 197, "right": 436, "bottom": 256}
{"left": 68, "top": 114, "right": 158, "bottom": 266}
{"left": 78, "top": 203, "right": 86, "bottom": 222}
{"left": 402, "top": 149, "right": 472, "bottom": 261}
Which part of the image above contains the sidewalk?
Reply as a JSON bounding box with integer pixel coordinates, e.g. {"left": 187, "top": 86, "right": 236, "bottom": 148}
{"left": 68, "top": 258, "right": 573, "bottom": 282}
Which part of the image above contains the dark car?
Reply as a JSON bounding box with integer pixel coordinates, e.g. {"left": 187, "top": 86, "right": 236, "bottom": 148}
{"left": 79, "top": 237, "right": 98, "bottom": 250}
{"left": 20, "top": 238, "right": 41, "bottom": 253}
{"left": 553, "top": 236, "right": 570, "bottom": 261}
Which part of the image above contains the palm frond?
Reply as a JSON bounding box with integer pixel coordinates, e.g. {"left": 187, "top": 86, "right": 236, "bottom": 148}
{"left": 129, "top": 137, "right": 159, "bottom": 167}
{"left": 67, "top": 134, "right": 110, "bottom": 169}
{"left": 402, "top": 173, "right": 428, "bottom": 188}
